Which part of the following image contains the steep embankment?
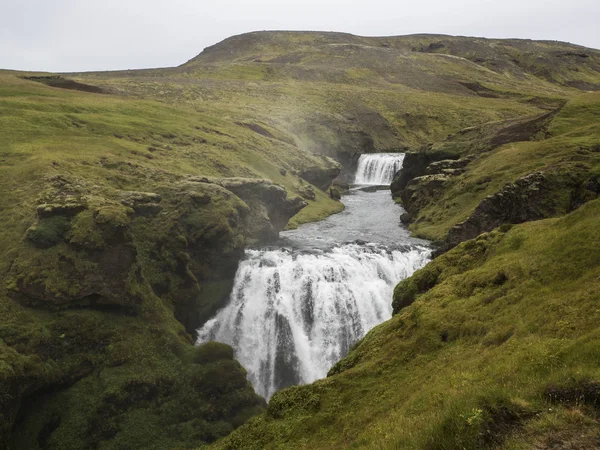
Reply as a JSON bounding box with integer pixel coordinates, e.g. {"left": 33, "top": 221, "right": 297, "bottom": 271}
{"left": 212, "top": 198, "right": 600, "bottom": 450}
{"left": 392, "top": 93, "right": 600, "bottom": 251}
{"left": 0, "top": 73, "right": 341, "bottom": 449}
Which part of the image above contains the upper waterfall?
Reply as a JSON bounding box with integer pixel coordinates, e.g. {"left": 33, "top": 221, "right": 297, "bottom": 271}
{"left": 354, "top": 153, "right": 405, "bottom": 185}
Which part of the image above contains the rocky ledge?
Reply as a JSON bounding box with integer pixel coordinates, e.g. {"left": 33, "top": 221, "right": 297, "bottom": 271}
{"left": 1, "top": 174, "right": 305, "bottom": 449}
{"left": 442, "top": 170, "right": 600, "bottom": 252}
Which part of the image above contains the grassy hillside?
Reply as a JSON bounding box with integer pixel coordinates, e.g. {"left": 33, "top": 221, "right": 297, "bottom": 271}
{"left": 394, "top": 92, "right": 600, "bottom": 244}
{"left": 69, "top": 32, "right": 600, "bottom": 176}
{"left": 212, "top": 198, "right": 600, "bottom": 449}
{"left": 0, "top": 72, "right": 341, "bottom": 448}
{"left": 0, "top": 72, "right": 343, "bottom": 233}
{"left": 2, "top": 30, "right": 600, "bottom": 449}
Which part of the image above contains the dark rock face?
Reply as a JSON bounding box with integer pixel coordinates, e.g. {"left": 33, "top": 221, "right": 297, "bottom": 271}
{"left": 299, "top": 166, "right": 341, "bottom": 191}
{"left": 391, "top": 152, "right": 464, "bottom": 223}
{"left": 401, "top": 174, "right": 451, "bottom": 218}
{"left": 445, "top": 172, "right": 553, "bottom": 248}
{"left": 441, "top": 171, "right": 598, "bottom": 253}
{"left": 391, "top": 151, "right": 455, "bottom": 196}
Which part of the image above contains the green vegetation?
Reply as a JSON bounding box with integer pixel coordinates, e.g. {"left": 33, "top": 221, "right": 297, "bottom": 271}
{"left": 0, "top": 71, "right": 340, "bottom": 448}
{"left": 72, "top": 31, "right": 600, "bottom": 173}
{"left": 2, "top": 30, "right": 600, "bottom": 449}
{"left": 213, "top": 198, "right": 600, "bottom": 449}
{"left": 394, "top": 93, "right": 600, "bottom": 245}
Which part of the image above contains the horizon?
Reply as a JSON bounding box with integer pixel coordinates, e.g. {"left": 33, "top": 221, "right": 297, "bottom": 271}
{"left": 4, "top": 30, "right": 600, "bottom": 75}
{"left": 2, "top": 0, "right": 599, "bottom": 72}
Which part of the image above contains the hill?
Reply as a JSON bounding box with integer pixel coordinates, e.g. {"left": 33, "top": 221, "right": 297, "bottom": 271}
{"left": 69, "top": 32, "right": 600, "bottom": 178}
{"left": 214, "top": 196, "right": 600, "bottom": 449}
{"left": 202, "top": 69, "right": 600, "bottom": 448}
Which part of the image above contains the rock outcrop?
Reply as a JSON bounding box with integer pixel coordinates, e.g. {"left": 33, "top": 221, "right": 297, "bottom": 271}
{"left": 391, "top": 150, "right": 453, "bottom": 195}
{"left": 2, "top": 174, "right": 304, "bottom": 449}
{"left": 400, "top": 174, "right": 451, "bottom": 218}
{"left": 442, "top": 171, "right": 600, "bottom": 252}
{"left": 393, "top": 153, "right": 470, "bottom": 223}
{"left": 298, "top": 165, "right": 341, "bottom": 191}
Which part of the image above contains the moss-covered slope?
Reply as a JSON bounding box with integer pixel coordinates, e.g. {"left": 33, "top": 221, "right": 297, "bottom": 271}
{"left": 69, "top": 32, "right": 600, "bottom": 179}
{"left": 0, "top": 73, "right": 341, "bottom": 449}
{"left": 393, "top": 92, "right": 600, "bottom": 248}
{"left": 212, "top": 198, "right": 600, "bottom": 449}
{"left": 2, "top": 31, "right": 600, "bottom": 449}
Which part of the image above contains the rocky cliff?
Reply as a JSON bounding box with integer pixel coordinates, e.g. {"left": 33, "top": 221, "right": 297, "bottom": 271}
{"left": 1, "top": 171, "right": 307, "bottom": 449}
{"left": 391, "top": 95, "right": 600, "bottom": 251}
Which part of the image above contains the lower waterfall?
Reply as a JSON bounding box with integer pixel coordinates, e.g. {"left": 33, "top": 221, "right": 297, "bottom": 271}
{"left": 197, "top": 243, "right": 429, "bottom": 399}
{"left": 354, "top": 153, "right": 405, "bottom": 185}
{"left": 197, "top": 186, "right": 430, "bottom": 400}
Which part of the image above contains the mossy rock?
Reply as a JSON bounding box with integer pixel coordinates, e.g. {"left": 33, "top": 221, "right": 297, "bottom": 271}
{"left": 193, "top": 342, "right": 235, "bottom": 364}
{"left": 26, "top": 216, "right": 71, "bottom": 248}
{"left": 392, "top": 264, "right": 442, "bottom": 314}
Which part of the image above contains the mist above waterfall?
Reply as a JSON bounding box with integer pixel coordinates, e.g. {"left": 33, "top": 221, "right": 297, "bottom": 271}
{"left": 354, "top": 153, "right": 405, "bottom": 185}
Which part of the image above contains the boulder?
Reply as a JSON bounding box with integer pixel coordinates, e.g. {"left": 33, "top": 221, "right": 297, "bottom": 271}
{"left": 299, "top": 186, "right": 316, "bottom": 201}
{"left": 299, "top": 165, "right": 341, "bottom": 191}
{"left": 329, "top": 187, "right": 342, "bottom": 200}
{"left": 425, "top": 156, "right": 473, "bottom": 175}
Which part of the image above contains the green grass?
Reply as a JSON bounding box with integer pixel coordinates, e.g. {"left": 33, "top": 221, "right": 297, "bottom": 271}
{"left": 403, "top": 93, "right": 600, "bottom": 241}
{"left": 0, "top": 73, "right": 343, "bottom": 261}
{"left": 0, "top": 72, "right": 342, "bottom": 448}
{"left": 212, "top": 198, "right": 600, "bottom": 449}
{"left": 72, "top": 31, "right": 598, "bottom": 166}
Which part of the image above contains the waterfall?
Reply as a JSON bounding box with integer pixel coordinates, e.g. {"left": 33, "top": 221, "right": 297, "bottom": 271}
{"left": 354, "top": 153, "right": 405, "bottom": 185}
{"left": 197, "top": 243, "right": 430, "bottom": 399}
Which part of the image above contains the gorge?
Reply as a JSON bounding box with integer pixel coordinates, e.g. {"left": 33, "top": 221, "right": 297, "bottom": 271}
{"left": 197, "top": 156, "right": 430, "bottom": 399}
{"left": 1, "top": 30, "right": 600, "bottom": 450}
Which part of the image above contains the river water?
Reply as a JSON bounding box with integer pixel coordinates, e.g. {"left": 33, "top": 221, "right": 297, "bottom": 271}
{"left": 197, "top": 154, "right": 430, "bottom": 399}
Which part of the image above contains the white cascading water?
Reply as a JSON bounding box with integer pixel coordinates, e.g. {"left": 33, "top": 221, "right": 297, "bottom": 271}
{"left": 197, "top": 243, "right": 430, "bottom": 399}
{"left": 354, "top": 153, "right": 405, "bottom": 185}
{"left": 197, "top": 153, "right": 431, "bottom": 400}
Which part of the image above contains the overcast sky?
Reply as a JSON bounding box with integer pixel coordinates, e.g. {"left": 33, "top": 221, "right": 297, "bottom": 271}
{"left": 2, "top": 0, "right": 599, "bottom": 72}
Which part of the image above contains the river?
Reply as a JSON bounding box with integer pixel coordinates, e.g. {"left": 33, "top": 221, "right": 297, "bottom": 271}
{"left": 197, "top": 153, "right": 431, "bottom": 399}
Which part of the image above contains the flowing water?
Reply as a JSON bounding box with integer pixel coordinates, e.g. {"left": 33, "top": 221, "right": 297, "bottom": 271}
{"left": 354, "top": 153, "right": 405, "bottom": 185}
{"left": 197, "top": 154, "right": 430, "bottom": 399}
